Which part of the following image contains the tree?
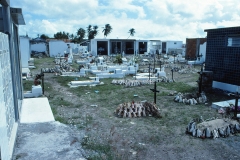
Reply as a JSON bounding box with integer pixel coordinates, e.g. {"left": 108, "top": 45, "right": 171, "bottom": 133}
{"left": 102, "top": 24, "right": 112, "bottom": 38}
{"left": 113, "top": 54, "right": 123, "bottom": 65}
{"left": 87, "top": 25, "right": 98, "bottom": 40}
{"left": 77, "top": 28, "right": 86, "bottom": 42}
{"left": 40, "top": 34, "right": 50, "bottom": 39}
{"left": 69, "top": 33, "right": 74, "bottom": 40}
{"left": 54, "top": 31, "right": 69, "bottom": 39}
{"left": 128, "top": 28, "right": 135, "bottom": 39}
{"left": 92, "top": 25, "right": 98, "bottom": 38}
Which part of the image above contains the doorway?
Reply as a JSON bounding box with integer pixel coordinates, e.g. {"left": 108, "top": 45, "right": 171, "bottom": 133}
{"left": 97, "top": 41, "right": 108, "bottom": 55}
{"left": 138, "top": 42, "right": 147, "bottom": 54}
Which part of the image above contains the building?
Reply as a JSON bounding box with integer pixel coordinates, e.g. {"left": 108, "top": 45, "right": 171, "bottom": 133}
{"left": 30, "top": 37, "right": 47, "bottom": 55}
{"left": 162, "top": 41, "right": 183, "bottom": 55}
{"left": 20, "top": 36, "right": 31, "bottom": 68}
{"left": 185, "top": 38, "right": 207, "bottom": 60}
{"left": 90, "top": 39, "right": 161, "bottom": 56}
{"left": 48, "top": 40, "right": 75, "bottom": 57}
{"left": 204, "top": 26, "right": 240, "bottom": 92}
{"left": 0, "top": 1, "right": 25, "bottom": 160}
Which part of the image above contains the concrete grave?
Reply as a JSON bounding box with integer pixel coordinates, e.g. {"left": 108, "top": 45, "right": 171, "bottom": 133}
{"left": 24, "top": 85, "right": 43, "bottom": 98}
{"left": 68, "top": 77, "right": 103, "bottom": 87}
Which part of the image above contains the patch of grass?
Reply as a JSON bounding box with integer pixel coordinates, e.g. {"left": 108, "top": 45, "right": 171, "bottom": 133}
{"left": 158, "top": 82, "right": 196, "bottom": 93}
{"left": 33, "top": 57, "right": 55, "bottom": 70}
{"left": 50, "top": 98, "right": 74, "bottom": 107}
{"left": 54, "top": 76, "right": 76, "bottom": 87}
{"left": 51, "top": 107, "right": 57, "bottom": 115}
{"left": 44, "top": 81, "right": 53, "bottom": 92}
{"left": 55, "top": 116, "right": 67, "bottom": 124}
{"left": 147, "top": 135, "right": 162, "bottom": 144}
{"left": 22, "top": 80, "right": 33, "bottom": 91}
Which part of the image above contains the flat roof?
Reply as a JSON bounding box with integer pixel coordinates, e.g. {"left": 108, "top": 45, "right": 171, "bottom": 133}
{"left": 204, "top": 26, "right": 240, "bottom": 32}
{"left": 10, "top": 7, "right": 25, "bottom": 25}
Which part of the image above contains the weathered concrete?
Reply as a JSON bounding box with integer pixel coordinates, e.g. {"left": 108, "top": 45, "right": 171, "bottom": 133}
{"left": 12, "top": 122, "right": 86, "bottom": 160}
{"left": 20, "top": 97, "right": 55, "bottom": 123}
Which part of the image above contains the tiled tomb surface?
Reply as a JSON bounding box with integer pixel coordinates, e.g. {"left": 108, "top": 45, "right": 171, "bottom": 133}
{"left": 0, "top": 33, "right": 18, "bottom": 160}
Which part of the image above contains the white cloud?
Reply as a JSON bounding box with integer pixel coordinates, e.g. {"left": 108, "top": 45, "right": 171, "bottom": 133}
{"left": 10, "top": 0, "right": 240, "bottom": 42}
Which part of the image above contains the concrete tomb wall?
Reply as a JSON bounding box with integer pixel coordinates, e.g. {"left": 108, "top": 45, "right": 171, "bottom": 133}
{"left": 0, "top": 33, "right": 18, "bottom": 160}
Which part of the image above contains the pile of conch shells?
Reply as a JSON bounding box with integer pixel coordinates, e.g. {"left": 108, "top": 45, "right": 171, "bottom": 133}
{"left": 114, "top": 101, "right": 161, "bottom": 118}
{"left": 186, "top": 118, "right": 240, "bottom": 139}
{"left": 173, "top": 92, "right": 207, "bottom": 105}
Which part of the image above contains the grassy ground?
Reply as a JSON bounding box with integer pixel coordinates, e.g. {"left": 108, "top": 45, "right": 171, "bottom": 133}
{"left": 28, "top": 57, "right": 240, "bottom": 160}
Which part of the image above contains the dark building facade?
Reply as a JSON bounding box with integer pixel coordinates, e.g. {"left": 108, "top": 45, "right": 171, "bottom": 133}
{"left": 110, "top": 39, "right": 135, "bottom": 55}
{"left": 204, "top": 26, "right": 240, "bottom": 86}
{"left": 185, "top": 38, "right": 207, "bottom": 60}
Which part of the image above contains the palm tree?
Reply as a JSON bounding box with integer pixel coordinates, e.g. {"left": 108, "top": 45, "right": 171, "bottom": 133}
{"left": 87, "top": 25, "right": 92, "bottom": 39}
{"left": 77, "top": 28, "right": 86, "bottom": 42}
{"left": 92, "top": 25, "right": 98, "bottom": 38}
{"left": 128, "top": 28, "right": 135, "bottom": 39}
{"left": 54, "top": 31, "right": 69, "bottom": 39}
{"left": 86, "top": 25, "right": 98, "bottom": 40}
{"left": 40, "top": 34, "right": 50, "bottom": 39}
{"left": 102, "top": 24, "right": 112, "bottom": 38}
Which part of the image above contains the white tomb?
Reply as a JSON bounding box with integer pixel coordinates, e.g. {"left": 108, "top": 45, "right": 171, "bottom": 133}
{"left": 122, "top": 57, "right": 128, "bottom": 65}
{"left": 68, "top": 77, "right": 102, "bottom": 87}
{"left": 79, "top": 68, "right": 86, "bottom": 76}
{"left": 97, "top": 57, "right": 106, "bottom": 66}
{"left": 22, "top": 68, "right": 31, "bottom": 80}
{"left": 155, "top": 68, "right": 167, "bottom": 78}
{"left": 24, "top": 85, "right": 43, "bottom": 98}
{"left": 90, "top": 69, "right": 125, "bottom": 79}
{"left": 108, "top": 65, "right": 128, "bottom": 72}
{"left": 125, "top": 66, "right": 137, "bottom": 75}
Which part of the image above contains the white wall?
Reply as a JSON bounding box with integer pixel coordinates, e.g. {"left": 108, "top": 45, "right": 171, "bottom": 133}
{"left": 0, "top": 33, "right": 18, "bottom": 160}
{"left": 147, "top": 40, "right": 162, "bottom": 54}
{"left": 199, "top": 42, "right": 206, "bottom": 63}
{"left": 49, "top": 40, "right": 74, "bottom": 57}
{"left": 31, "top": 42, "right": 46, "bottom": 53}
{"left": 20, "top": 37, "right": 30, "bottom": 68}
{"left": 165, "top": 41, "right": 183, "bottom": 54}
{"left": 213, "top": 81, "right": 240, "bottom": 93}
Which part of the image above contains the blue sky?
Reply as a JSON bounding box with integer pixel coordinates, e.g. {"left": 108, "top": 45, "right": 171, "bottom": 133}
{"left": 10, "top": 0, "right": 240, "bottom": 43}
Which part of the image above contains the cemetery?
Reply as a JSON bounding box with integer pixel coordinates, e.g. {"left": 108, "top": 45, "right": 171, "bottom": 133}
{"left": 21, "top": 50, "right": 240, "bottom": 159}
{"left": 2, "top": 1, "right": 240, "bottom": 159}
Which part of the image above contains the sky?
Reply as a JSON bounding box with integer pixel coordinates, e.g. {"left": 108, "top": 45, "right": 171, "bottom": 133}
{"left": 10, "top": 0, "right": 240, "bottom": 43}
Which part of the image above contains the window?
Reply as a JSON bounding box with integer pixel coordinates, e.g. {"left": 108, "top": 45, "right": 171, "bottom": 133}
{"left": 228, "top": 35, "right": 240, "bottom": 47}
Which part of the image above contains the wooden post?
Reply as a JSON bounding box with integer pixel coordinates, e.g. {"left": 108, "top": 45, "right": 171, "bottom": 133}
{"left": 149, "top": 63, "right": 151, "bottom": 80}
{"left": 41, "top": 68, "right": 44, "bottom": 95}
{"left": 150, "top": 81, "right": 159, "bottom": 104}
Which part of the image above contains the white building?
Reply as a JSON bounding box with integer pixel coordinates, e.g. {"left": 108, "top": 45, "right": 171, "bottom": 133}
{"left": 90, "top": 39, "right": 161, "bottom": 56}
{"left": 162, "top": 41, "right": 183, "bottom": 55}
{"left": 31, "top": 42, "right": 46, "bottom": 53}
{"left": 147, "top": 40, "right": 162, "bottom": 55}
{"left": 48, "top": 40, "right": 74, "bottom": 57}
{"left": 19, "top": 36, "right": 30, "bottom": 68}
{"left": 91, "top": 39, "right": 110, "bottom": 56}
